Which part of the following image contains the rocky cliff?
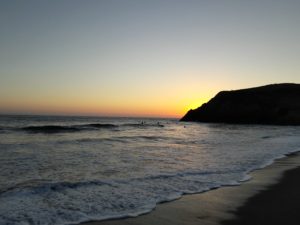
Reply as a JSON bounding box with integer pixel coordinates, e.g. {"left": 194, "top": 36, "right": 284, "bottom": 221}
{"left": 181, "top": 83, "right": 300, "bottom": 125}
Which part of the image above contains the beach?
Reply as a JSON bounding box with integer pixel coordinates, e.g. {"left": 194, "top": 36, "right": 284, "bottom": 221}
{"left": 84, "top": 152, "right": 300, "bottom": 225}
{"left": 1, "top": 116, "right": 300, "bottom": 225}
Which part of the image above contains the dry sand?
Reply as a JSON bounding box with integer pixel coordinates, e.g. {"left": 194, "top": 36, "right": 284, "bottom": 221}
{"left": 83, "top": 153, "right": 300, "bottom": 225}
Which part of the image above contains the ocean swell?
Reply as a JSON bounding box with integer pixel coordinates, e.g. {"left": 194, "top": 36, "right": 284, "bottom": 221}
{"left": 22, "top": 125, "right": 81, "bottom": 133}
{"left": 20, "top": 123, "right": 164, "bottom": 134}
{"left": 1, "top": 116, "right": 300, "bottom": 225}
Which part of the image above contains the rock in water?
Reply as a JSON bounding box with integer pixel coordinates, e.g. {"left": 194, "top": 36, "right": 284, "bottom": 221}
{"left": 181, "top": 83, "right": 300, "bottom": 125}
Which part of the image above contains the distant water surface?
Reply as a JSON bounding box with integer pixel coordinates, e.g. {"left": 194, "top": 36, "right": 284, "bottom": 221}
{"left": 0, "top": 115, "right": 299, "bottom": 225}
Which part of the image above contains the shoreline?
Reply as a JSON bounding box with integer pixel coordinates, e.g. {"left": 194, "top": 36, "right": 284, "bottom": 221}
{"left": 222, "top": 155, "right": 300, "bottom": 225}
{"left": 83, "top": 152, "right": 300, "bottom": 225}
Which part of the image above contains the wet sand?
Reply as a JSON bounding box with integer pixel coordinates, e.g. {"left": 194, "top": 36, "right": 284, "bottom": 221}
{"left": 83, "top": 153, "right": 300, "bottom": 225}
{"left": 222, "top": 156, "right": 300, "bottom": 225}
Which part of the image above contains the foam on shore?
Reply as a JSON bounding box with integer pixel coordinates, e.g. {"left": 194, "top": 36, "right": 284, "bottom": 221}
{"left": 83, "top": 152, "right": 300, "bottom": 225}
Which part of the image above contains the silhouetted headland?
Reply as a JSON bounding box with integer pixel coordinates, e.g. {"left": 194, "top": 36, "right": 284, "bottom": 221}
{"left": 181, "top": 83, "right": 300, "bottom": 125}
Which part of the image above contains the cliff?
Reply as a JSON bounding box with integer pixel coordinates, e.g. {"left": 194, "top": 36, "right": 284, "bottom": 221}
{"left": 180, "top": 83, "right": 300, "bottom": 125}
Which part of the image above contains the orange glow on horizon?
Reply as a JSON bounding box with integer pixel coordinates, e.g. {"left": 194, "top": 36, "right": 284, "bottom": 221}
{"left": 0, "top": 94, "right": 210, "bottom": 119}
{"left": 0, "top": 71, "right": 217, "bottom": 118}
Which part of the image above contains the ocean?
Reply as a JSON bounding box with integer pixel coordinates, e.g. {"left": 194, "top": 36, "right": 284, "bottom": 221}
{"left": 0, "top": 115, "right": 299, "bottom": 225}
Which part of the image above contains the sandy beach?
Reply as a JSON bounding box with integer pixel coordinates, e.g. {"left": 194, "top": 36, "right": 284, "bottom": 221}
{"left": 222, "top": 153, "right": 300, "bottom": 225}
{"left": 83, "top": 152, "right": 300, "bottom": 225}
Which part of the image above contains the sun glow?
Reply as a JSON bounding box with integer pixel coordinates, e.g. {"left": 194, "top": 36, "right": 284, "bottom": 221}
{"left": 1, "top": 1, "right": 299, "bottom": 118}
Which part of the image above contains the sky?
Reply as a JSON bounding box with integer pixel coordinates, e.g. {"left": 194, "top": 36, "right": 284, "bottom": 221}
{"left": 0, "top": 0, "right": 299, "bottom": 118}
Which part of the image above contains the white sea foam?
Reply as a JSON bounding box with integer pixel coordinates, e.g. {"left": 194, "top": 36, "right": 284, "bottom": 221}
{"left": 0, "top": 116, "right": 299, "bottom": 225}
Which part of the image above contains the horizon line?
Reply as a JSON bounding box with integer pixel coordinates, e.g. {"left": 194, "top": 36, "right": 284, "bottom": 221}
{"left": 0, "top": 113, "right": 180, "bottom": 120}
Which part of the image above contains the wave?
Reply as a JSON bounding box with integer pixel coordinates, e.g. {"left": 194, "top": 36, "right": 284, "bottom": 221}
{"left": 115, "top": 135, "right": 168, "bottom": 141}
{"left": 1, "top": 149, "right": 300, "bottom": 225}
{"left": 0, "top": 169, "right": 244, "bottom": 225}
{"left": 123, "top": 123, "right": 164, "bottom": 128}
{"left": 22, "top": 125, "right": 81, "bottom": 133}
{"left": 0, "top": 179, "right": 114, "bottom": 196}
{"left": 85, "top": 123, "right": 118, "bottom": 128}
{"left": 261, "top": 135, "right": 272, "bottom": 139}
{"left": 57, "top": 135, "right": 168, "bottom": 145}
{"left": 76, "top": 137, "right": 130, "bottom": 144}
{"left": 0, "top": 126, "right": 16, "bottom": 133}
{"left": 1, "top": 168, "right": 241, "bottom": 199}
{"left": 20, "top": 123, "right": 164, "bottom": 134}
{"left": 20, "top": 123, "right": 118, "bottom": 134}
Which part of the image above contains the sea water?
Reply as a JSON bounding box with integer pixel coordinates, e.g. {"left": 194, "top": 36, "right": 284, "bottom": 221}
{"left": 0, "top": 115, "right": 299, "bottom": 225}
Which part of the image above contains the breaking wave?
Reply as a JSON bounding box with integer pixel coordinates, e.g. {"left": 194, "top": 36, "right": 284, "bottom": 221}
{"left": 20, "top": 123, "right": 164, "bottom": 134}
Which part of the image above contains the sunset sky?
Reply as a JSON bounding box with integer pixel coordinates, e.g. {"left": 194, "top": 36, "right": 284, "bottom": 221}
{"left": 1, "top": 0, "right": 300, "bottom": 118}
